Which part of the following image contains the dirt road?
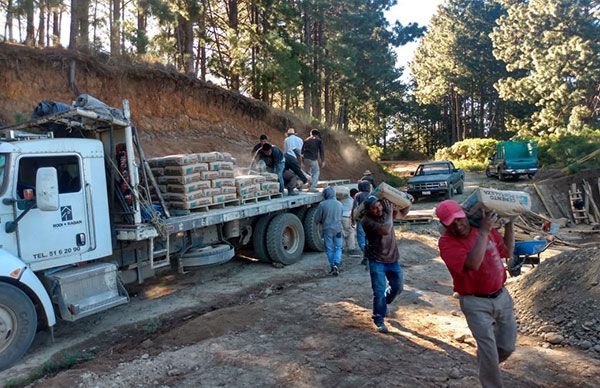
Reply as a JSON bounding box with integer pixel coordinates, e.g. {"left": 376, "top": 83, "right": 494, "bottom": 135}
{"left": 2, "top": 173, "right": 599, "bottom": 387}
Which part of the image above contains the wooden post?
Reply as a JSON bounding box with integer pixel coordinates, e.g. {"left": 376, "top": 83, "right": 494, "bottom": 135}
{"left": 533, "top": 183, "right": 555, "bottom": 218}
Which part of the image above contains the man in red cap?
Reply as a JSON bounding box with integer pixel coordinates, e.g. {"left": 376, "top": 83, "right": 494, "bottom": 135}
{"left": 435, "top": 199, "right": 516, "bottom": 388}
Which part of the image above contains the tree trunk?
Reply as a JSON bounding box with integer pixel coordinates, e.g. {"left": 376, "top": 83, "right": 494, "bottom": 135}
{"left": 80, "top": 0, "right": 90, "bottom": 49}
{"left": 110, "top": 0, "right": 121, "bottom": 55}
{"left": 228, "top": 0, "right": 240, "bottom": 90}
{"left": 197, "top": 0, "right": 207, "bottom": 80}
{"left": 136, "top": 3, "right": 147, "bottom": 54}
{"left": 324, "top": 71, "right": 331, "bottom": 126}
{"left": 52, "top": 10, "right": 61, "bottom": 46}
{"left": 38, "top": 0, "right": 46, "bottom": 46}
{"left": 311, "top": 19, "right": 323, "bottom": 120}
{"left": 302, "top": 1, "right": 312, "bottom": 115}
{"left": 5, "top": 0, "right": 14, "bottom": 41}
{"left": 69, "top": 0, "right": 78, "bottom": 49}
{"left": 25, "top": 0, "right": 35, "bottom": 45}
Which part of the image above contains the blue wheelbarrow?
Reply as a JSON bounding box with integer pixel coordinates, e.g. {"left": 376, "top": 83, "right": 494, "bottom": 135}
{"left": 507, "top": 239, "right": 553, "bottom": 277}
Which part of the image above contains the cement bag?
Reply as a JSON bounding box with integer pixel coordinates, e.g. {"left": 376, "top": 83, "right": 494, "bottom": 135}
{"left": 335, "top": 186, "right": 350, "bottom": 200}
{"left": 462, "top": 188, "right": 531, "bottom": 218}
{"left": 372, "top": 182, "right": 412, "bottom": 210}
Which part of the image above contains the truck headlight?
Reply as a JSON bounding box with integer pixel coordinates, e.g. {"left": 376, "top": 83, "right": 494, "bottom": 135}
{"left": 408, "top": 184, "right": 414, "bottom": 189}
{"left": 439, "top": 182, "right": 447, "bottom": 187}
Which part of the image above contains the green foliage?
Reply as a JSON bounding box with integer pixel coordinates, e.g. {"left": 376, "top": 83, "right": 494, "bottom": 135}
{"left": 537, "top": 129, "right": 600, "bottom": 168}
{"left": 143, "top": 317, "right": 162, "bottom": 334}
{"left": 452, "top": 160, "right": 488, "bottom": 172}
{"left": 382, "top": 166, "right": 408, "bottom": 188}
{"left": 435, "top": 138, "right": 499, "bottom": 163}
{"left": 491, "top": 0, "right": 600, "bottom": 136}
{"left": 4, "top": 351, "right": 95, "bottom": 388}
{"left": 367, "top": 145, "right": 383, "bottom": 161}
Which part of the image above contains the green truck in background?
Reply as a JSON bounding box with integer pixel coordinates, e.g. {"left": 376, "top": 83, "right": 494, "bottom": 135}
{"left": 485, "top": 140, "right": 539, "bottom": 181}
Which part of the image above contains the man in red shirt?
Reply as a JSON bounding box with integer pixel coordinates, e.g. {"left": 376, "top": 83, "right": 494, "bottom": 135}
{"left": 435, "top": 199, "right": 516, "bottom": 388}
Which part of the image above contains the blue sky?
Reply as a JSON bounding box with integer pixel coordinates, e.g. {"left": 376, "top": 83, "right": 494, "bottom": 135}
{"left": 385, "top": 0, "right": 444, "bottom": 79}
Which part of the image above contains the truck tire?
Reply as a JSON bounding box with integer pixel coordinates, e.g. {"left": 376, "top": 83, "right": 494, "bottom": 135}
{"left": 485, "top": 167, "right": 492, "bottom": 177}
{"left": 293, "top": 206, "right": 308, "bottom": 222}
{"left": 304, "top": 206, "right": 325, "bottom": 252}
{"left": 0, "top": 283, "right": 37, "bottom": 372}
{"left": 252, "top": 214, "right": 277, "bottom": 262}
{"left": 456, "top": 181, "right": 464, "bottom": 194}
{"left": 266, "top": 213, "right": 305, "bottom": 265}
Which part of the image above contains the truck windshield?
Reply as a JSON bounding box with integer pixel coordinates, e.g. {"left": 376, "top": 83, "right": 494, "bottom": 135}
{"left": 418, "top": 164, "right": 450, "bottom": 175}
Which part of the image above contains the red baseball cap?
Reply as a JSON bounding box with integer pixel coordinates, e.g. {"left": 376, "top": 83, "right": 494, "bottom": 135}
{"left": 435, "top": 200, "right": 466, "bottom": 226}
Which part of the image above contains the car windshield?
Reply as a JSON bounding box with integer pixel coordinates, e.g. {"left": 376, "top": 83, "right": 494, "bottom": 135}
{"left": 418, "top": 164, "right": 449, "bottom": 175}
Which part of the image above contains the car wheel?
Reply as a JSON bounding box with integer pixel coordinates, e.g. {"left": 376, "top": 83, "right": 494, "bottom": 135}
{"left": 456, "top": 181, "right": 464, "bottom": 194}
{"left": 498, "top": 169, "right": 505, "bottom": 181}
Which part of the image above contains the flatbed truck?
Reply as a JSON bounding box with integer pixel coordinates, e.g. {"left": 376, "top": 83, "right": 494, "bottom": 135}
{"left": 0, "top": 99, "right": 326, "bottom": 370}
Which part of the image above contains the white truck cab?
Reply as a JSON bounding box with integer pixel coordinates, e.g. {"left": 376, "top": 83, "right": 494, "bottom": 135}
{"left": 0, "top": 136, "right": 127, "bottom": 370}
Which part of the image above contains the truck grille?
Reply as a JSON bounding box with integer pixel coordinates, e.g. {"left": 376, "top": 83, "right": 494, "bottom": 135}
{"left": 414, "top": 182, "right": 442, "bottom": 190}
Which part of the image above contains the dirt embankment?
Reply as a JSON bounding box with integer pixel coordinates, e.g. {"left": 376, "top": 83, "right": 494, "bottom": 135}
{"left": 0, "top": 43, "right": 379, "bottom": 182}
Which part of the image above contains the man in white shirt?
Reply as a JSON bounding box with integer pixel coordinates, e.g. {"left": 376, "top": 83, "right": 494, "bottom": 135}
{"left": 284, "top": 128, "right": 304, "bottom": 162}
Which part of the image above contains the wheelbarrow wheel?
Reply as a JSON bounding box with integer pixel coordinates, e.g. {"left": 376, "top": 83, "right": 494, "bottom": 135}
{"left": 507, "top": 256, "right": 524, "bottom": 277}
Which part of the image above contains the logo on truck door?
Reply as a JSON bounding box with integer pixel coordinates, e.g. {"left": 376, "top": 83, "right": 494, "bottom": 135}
{"left": 61, "top": 206, "right": 73, "bottom": 221}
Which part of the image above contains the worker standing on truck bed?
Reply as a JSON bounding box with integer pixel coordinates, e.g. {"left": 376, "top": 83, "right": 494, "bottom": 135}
{"left": 258, "top": 143, "right": 285, "bottom": 193}
{"left": 315, "top": 186, "right": 344, "bottom": 276}
{"left": 436, "top": 200, "right": 516, "bottom": 388}
{"left": 284, "top": 128, "right": 303, "bottom": 163}
{"left": 302, "top": 129, "right": 325, "bottom": 192}
{"left": 361, "top": 196, "right": 408, "bottom": 333}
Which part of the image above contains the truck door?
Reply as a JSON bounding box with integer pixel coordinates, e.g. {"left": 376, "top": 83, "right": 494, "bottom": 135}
{"left": 15, "top": 154, "right": 90, "bottom": 269}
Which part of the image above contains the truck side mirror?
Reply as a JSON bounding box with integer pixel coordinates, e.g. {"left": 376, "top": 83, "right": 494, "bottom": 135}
{"left": 36, "top": 167, "right": 59, "bottom": 211}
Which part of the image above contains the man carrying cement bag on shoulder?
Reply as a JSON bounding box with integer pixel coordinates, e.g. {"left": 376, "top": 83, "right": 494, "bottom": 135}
{"left": 435, "top": 199, "right": 516, "bottom": 388}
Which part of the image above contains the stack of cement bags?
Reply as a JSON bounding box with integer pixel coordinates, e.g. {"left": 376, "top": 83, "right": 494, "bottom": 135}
{"left": 148, "top": 152, "right": 237, "bottom": 210}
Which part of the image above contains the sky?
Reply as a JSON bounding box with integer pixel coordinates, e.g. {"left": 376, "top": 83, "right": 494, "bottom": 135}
{"left": 385, "top": 0, "right": 444, "bottom": 80}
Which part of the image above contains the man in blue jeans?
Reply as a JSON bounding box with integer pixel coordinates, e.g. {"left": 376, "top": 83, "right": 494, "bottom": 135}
{"left": 316, "top": 186, "right": 344, "bottom": 276}
{"left": 361, "top": 195, "right": 410, "bottom": 333}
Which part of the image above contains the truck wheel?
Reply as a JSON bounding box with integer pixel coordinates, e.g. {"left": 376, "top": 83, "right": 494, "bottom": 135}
{"left": 485, "top": 167, "right": 492, "bottom": 178}
{"left": 252, "top": 214, "right": 277, "bottom": 262}
{"left": 456, "top": 181, "right": 464, "bottom": 194}
{"left": 304, "top": 206, "right": 325, "bottom": 252}
{"left": 498, "top": 169, "right": 505, "bottom": 181}
{"left": 266, "top": 213, "right": 305, "bottom": 265}
{"left": 0, "top": 283, "right": 37, "bottom": 371}
{"left": 293, "top": 206, "right": 308, "bottom": 222}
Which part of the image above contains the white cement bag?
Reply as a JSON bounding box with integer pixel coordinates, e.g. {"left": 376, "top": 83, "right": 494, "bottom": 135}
{"left": 372, "top": 182, "right": 412, "bottom": 210}
{"left": 462, "top": 188, "right": 531, "bottom": 218}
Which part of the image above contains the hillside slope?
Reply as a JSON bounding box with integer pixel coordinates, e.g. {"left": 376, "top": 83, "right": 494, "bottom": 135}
{"left": 0, "top": 43, "right": 379, "bottom": 181}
